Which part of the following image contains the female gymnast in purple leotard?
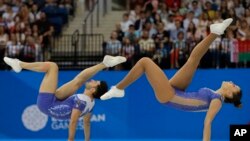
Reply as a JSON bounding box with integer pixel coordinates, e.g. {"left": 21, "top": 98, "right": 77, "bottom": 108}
{"left": 101, "top": 18, "right": 242, "bottom": 141}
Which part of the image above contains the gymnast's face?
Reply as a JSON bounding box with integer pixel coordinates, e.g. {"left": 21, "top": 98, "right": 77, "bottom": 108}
{"left": 85, "top": 80, "right": 100, "bottom": 90}
{"left": 221, "top": 81, "right": 241, "bottom": 98}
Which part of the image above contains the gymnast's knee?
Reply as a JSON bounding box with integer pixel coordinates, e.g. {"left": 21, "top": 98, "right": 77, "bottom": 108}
{"left": 43, "top": 62, "right": 58, "bottom": 72}
{"left": 138, "top": 57, "right": 153, "bottom": 65}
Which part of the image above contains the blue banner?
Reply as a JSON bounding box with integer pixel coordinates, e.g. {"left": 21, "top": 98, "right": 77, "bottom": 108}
{"left": 0, "top": 69, "right": 250, "bottom": 140}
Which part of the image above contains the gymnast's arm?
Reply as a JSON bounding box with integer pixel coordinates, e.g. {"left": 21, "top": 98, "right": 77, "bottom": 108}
{"left": 68, "top": 109, "right": 81, "bottom": 141}
{"left": 203, "top": 99, "right": 222, "bottom": 141}
{"left": 83, "top": 112, "right": 91, "bottom": 141}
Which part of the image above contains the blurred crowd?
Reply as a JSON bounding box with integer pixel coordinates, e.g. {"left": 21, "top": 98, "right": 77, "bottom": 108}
{"left": 1, "top": 0, "right": 250, "bottom": 70}
{"left": 104, "top": 0, "right": 250, "bottom": 70}
{"left": 0, "top": 0, "right": 74, "bottom": 68}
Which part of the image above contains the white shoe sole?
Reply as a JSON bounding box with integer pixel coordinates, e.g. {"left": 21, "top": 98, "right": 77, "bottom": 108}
{"left": 103, "top": 55, "right": 127, "bottom": 67}
{"left": 210, "top": 18, "right": 233, "bottom": 35}
{"left": 3, "top": 57, "right": 22, "bottom": 73}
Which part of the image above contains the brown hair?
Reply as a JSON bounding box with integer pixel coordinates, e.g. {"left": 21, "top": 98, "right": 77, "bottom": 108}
{"left": 224, "top": 90, "right": 242, "bottom": 108}
{"left": 92, "top": 81, "right": 108, "bottom": 99}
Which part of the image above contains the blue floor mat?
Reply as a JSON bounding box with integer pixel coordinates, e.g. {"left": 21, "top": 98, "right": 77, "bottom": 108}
{"left": 0, "top": 139, "right": 228, "bottom": 141}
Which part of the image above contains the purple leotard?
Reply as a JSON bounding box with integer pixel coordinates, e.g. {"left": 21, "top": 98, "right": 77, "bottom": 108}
{"left": 37, "top": 93, "right": 94, "bottom": 119}
{"left": 164, "top": 87, "right": 222, "bottom": 112}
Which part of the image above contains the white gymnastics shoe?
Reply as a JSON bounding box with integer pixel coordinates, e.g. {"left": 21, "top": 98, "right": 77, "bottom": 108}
{"left": 3, "top": 57, "right": 22, "bottom": 73}
{"left": 100, "top": 86, "right": 125, "bottom": 100}
{"left": 102, "top": 55, "right": 126, "bottom": 67}
{"left": 210, "top": 18, "right": 233, "bottom": 35}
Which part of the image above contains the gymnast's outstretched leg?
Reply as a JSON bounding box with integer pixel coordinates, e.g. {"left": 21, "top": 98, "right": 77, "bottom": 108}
{"left": 55, "top": 63, "right": 106, "bottom": 100}
{"left": 102, "top": 57, "right": 175, "bottom": 103}
{"left": 4, "top": 55, "right": 126, "bottom": 100}
{"left": 4, "top": 58, "right": 59, "bottom": 94}
{"left": 55, "top": 55, "right": 126, "bottom": 100}
{"left": 169, "top": 18, "right": 233, "bottom": 90}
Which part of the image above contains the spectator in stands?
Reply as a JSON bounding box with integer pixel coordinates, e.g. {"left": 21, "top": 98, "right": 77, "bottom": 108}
{"left": 186, "top": 21, "right": 200, "bottom": 42}
{"left": 24, "top": 25, "right": 32, "bottom": 38}
{"left": 210, "top": 0, "right": 220, "bottom": 11}
{"left": 178, "top": 1, "right": 188, "bottom": 17}
{"left": 153, "top": 22, "right": 170, "bottom": 49}
{"left": 245, "top": 8, "right": 250, "bottom": 25}
{"left": 234, "top": 0, "right": 245, "bottom": 19}
{"left": 219, "top": 0, "right": 228, "bottom": 19}
{"left": 5, "top": 14, "right": 15, "bottom": 32}
{"left": 10, "top": 0, "right": 22, "bottom": 13}
{"left": 236, "top": 19, "right": 250, "bottom": 40}
{"left": 153, "top": 13, "right": 162, "bottom": 25}
{"left": 0, "top": 42, "right": 4, "bottom": 69}
{"left": 203, "top": 0, "right": 216, "bottom": 20}
{"left": 226, "top": 0, "right": 234, "bottom": 9}
{"left": 128, "top": 0, "right": 145, "bottom": 10}
{"left": 20, "top": 36, "right": 38, "bottom": 62}
{"left": 227, "top": 8, "right": 239, "bottom": 31}
{"left": 115, "top": 22, "right": 124, "bottom": 42}
{"left": 225, "top": 28, "right": 239, "bottom": 68}
{"left": 171, "top": 31, "right": 187, "bottom": 68}
{"left": 6, "top": 33, "right": 23, "bottom": 58}
{"left": 105, "top": 31, "right": 122, "bottom": 56}
{"left": 170, "top": 19, "right": 185, "bottom": 41}
{"left": 125, "top": 24, "right": 140, "bottom": 45}
{"left": 0, "top": 25, "right": 8, "bottom": 49}
{"left": 12, "top": 22, "right": 26, "bottom": 44}
{"left": 0, "top": 24, "right": 6, "bottom": 66}
{"left": 0, "top": 15, "right": 4, "bottom": 27}
{"left": 35, "top": 12, "right": 54, "bottom": 53}
{"left": 142, "top": 21, "right": 157, "bottom": 38}
{"left": 183, "top": 11, "right": 199, "bottom": 30}
{"left": 134, "top": 10, "right": 146, "bottom": 31}
{"left": 31, "top": 24, "right": 43, "bottom": 45}
{"left": 19, "top": 4, "right": 30, "bottom": 23}
{"left": 208, "top": 34, "right": 221, "bottom": 68}
{"left": 25, "top": 0, "right": 36, "bottom": 8}
{"left": 213, "top": 11, "right": 223, "bottom": 23}
{"left": 221, "top": 29, "right": 235, "bottom": 68}
{"left": 157, "top": 2, "right": 171, "bottom": 22}
{"left": 129, "top": 4, "right": 142, "bottom": 23}
{"left": 0, "top": 0, "right": 6, "bottom": 15}
{"left": 165, "top": 0, "right": 181, "bottom": 12}
{"left": 186, "top": 22, "right": 198, "bottom": 56}
{"left": 190, "top": 0, "right": 202, "bottom": 18}
{"left": 164, "top": 14, "right": 175, "bottom": 31}
{"left": 143, "top": 0, "right": 158, "bottom": 14}
{"left": 121, "top": 37, "right": 135, "bottom": 70}
{"left": 138, "top": 30, "right": 155, "bottom": 58}
{"left": 144, "top": 9, "right": 154, "bottom": 23}
{"left": 197, "top": 12, "right": 211, "bottom": 40}
{"left": 2, "top": 4, "right": 16, "bottom": 22}
{"left": 120, "top": 13, "right": 133, "bottom": 33}
{"left": 2, "top": 5, "right": 15, "bottom": 32}
{"left": 29, "top": 4, "right": 42, "bottom": 24}
{"left": 173, "top": 10, "right": 184, "bottom": 22}
{"left": 153, "top": 41, "right": 170, "bottom": 69}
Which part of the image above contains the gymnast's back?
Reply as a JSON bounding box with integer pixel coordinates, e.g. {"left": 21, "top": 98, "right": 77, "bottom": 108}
{"left": 164, "top": 87, "right": 223, "bottom": 112}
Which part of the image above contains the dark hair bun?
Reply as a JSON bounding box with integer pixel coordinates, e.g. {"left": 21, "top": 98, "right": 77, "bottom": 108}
{"left": 93, "top": 81, "right": 108, "bottom": 99}
{"left": 234, "top": 101, "right": 242, "bottom": 108}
